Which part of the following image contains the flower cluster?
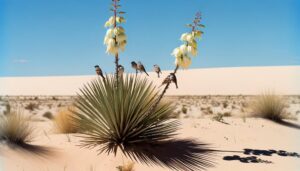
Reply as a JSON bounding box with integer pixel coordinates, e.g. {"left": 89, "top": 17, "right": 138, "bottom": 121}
{"left": 103, "top": 3, "right": 127, "bottom": 55}
{"left": 171, "top": 13, "right": 204, "bottom": 69}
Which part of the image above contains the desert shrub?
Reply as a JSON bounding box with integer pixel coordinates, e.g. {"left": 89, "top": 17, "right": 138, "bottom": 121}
{"left": 223, "top": 112, "right": 231, "bottom": 117}
{"left": 54, "top": 107, "right": 78, "bottom": 133}
{"left": 212, "top": 113, "right": 224, "bottom": 122}
{"left": 222, "top": 101, "right": 228, "bottom": 108}
{"left": 0, "top": 113, "right": 32, "bottom": 145}
{"left": 181, "top": 105, "right": 188, "bottom": 114}
{"left": 25, "top": 103, "right": 39, "bottom": 111}
{"left": 3, "top": 103, "right": 11, "bottom": 115}
{"left": 251, "top": 93, "right": 287, "bottom": 121}
{"left": 43, "top": 111, "right": 54, "bottom": 120}
{"left": 116, "top": 162, "right": 135, "bottom": 171}
{"left": 72, "top": 75, "right": 178, "bottom": 154}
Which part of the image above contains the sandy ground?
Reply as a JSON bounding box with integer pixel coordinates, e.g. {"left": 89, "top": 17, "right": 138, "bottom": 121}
{"left": 0, "top": 118, "right": 299, "bottom": 171}
{"left": 0, "top": 66, "right": 299, "bottom": 170}
{"left": 0, "top": 95, "right": 300, "bottom": 171}
{"left": 0, "top": 66, "right": 300, "bottom": 96}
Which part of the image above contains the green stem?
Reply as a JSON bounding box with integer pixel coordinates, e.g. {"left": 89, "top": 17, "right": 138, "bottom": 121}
{"left": 113, "top": 0, "right": 119, "bottom": 86}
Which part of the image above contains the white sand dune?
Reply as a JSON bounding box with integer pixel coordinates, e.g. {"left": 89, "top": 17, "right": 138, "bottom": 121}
{"left": 0, "top": 66, "right": 299, "bottom": 96}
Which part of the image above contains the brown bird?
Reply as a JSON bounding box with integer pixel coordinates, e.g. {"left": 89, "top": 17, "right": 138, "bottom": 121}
{"left": 169, "top": 73, "right": 178, "bottom": 89}
{"left": 94, "top": 65, "right": 105, "bottom": 80}
{"left": 118, "top": 65, "right": 124, "bottom": 77}
{"left": 131, "top": 61, "right": 138, "bottom": 75}
{"left": 137, "top": 61, "right": 149, "bottom": 76}
{"left": 153, "top": 64, "right": 162, "bottom": 78}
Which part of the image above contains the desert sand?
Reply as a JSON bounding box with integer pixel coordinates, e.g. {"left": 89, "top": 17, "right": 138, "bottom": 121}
{"left": 1, "top": 66, "right": 300, "bottom": 96}
{"left": 0, "top": 66, "right": 300, "bottom": 171}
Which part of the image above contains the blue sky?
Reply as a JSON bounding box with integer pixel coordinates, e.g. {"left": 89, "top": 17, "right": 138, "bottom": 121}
{"left": 0, "top": 0, "right": 299, "bottom": 76}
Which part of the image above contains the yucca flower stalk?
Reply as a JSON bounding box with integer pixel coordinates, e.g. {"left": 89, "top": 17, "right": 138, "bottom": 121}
{"left": 146, "top": 12, "right": 204, "bottom": 116}
{"left": 104, "top": 0, "right": 127, "bottom": 84}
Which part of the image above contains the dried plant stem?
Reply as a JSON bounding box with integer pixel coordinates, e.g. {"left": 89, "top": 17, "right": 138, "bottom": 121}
{"left": 146, "top": 65, "right": 179, "bottom": 116}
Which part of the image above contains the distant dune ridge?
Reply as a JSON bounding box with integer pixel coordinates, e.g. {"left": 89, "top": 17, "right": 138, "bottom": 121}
{"left": 0, "top": 66, "right": 299, "bottom": 96}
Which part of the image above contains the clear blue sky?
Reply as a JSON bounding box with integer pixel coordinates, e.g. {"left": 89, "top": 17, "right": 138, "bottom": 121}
{"left": 0, "top": 0, "right": 299, "bottom": 76}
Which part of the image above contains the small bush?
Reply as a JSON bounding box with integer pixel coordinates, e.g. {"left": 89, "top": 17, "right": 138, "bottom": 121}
{"left": 3, "top": 103, "right": 11, "bottom": 115}
{"left": 43, "top": 111, "right": 54, "bottom": 120}
{"left": 222, "top": 101, "right": 228, "bottom": 108}
{"left": 181, "top": 105, "right": 188, "bottom": 114}
{"left": 0, "top": 113, "right": 32, "bottom": 145}
{"left": 116, "top": 162, "right": 135, "bottom": 171}
{"left": 212, "top": 113, "right": 224, "bottom": 123}
{"left": 54, "top": 107, "right": 78, "bottom": 133}
{"left": 25, "top": 103, "right": 39, "bottom": 111}
{"left": 223, "top": 112, "right": 231, "bottom": 117}
{"left": 251, "top": 93, "right": 287, "bottom": 121}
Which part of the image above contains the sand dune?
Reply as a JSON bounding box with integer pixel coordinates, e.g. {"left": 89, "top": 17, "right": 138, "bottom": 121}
{"left": 1, "top": 66, "right": 299, "bottom": 96}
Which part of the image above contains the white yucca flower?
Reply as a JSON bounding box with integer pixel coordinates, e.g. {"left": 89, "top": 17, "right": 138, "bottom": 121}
{"left": 193, "top": 30, "right": 202, "bottom": 38}
{"left": 116, "top": 33, "right": 127, "bottom": 42}
{"left": 171, "top": 47, "right": 183, "bottom": 58}
{"left": 186, "top": 34, "right": 194, "bottom": 43}
{"left": 187, "top": 45, "right": 197, "bottom": 56}
{"left": 180, "top": 33, "right": 190, "bottom": 41}
{"left": 116, "top": 16, "right": 126, "bottom": 23}
{"left": 106, "top": 28, "right": 114, "bottom": 37}
{"left": 179, "top": 44, "right": 188, "bottom": 54}
{"left": 104, "top": 16, "right": 115, "bottom": 27}
{"left": 114, "top": 26, "right": 125, "bottom": 35}
{"left": 175, "top": 56, "right": 192, "bottom": 69}
{"left": 119, "top": 40, "right": 127, "bottom": 51}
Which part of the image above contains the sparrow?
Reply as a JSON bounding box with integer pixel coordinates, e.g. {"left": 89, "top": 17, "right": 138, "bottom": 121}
{"left": 153, "top": 64, "right": 162, "bottom": 78}
{"left": 169, "top": 73, "right": 178, "bottom": 89}
{"left": 137, "top": 61, "right": 149, "bottom": 76}
{"left": 131, "top": 61, "right": 138, "bottom": 75}
{"left": 118, "top": 65, "right": 124, "bottom": 77}
{"left": 94, "top": 65, "right": 105, "bottom": 80}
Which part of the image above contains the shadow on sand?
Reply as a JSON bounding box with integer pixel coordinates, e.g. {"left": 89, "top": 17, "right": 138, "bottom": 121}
{"left": 5, "top": 142, "right": 57, "bottom": 159}
{"left": 275, "top": 120, "right": 300, "bottom": 130}
{"left": 117, "top": 139, "right": 217, "bottom": 171}
{"left": 223, "top": 148, "right": 300, "bottom": 164}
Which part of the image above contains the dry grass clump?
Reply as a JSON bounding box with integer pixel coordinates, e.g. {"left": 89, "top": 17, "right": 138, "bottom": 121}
{"left": 251, "top": 93, "right": 287, "bottom": 121}
{"left": 116, "top": 162, "right": 135, "bottom": 171}
{"left": 0, "top": 113, "right": 32, "bottom": 145}
{"left": 54, "top": 107, "right": 78, "bottom": 133}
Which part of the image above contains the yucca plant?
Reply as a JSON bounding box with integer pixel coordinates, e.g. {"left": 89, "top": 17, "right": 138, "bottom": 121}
{"left": 72, "top": 75, "right": 179, "bottom": 154}
{"left": 0, "top": 113, "right": 33, "bottom": 145}
{"left": 251, "top": 92, "right": 287, "bottom": 121}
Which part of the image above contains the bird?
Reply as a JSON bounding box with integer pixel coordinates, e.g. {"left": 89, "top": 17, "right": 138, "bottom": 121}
{"left": 160, "top": 75, "right": 171, "bottom": 87}
{"left": 131, "top": 61, "right": 138, "bottom": 75}
{"left": 118, "top": 65, "right": 124, "bottom": 77}
{"left": 153, "top": 64, "right": 162, "bottom": 78}
{"left": 169, "top": 73, "right": 178, "bottom": 89}
{"left": 94, "top": 65, "right": 105, "bottom": 80}
{"left": 137, "top": 61, "right": 149, "bottom": 76}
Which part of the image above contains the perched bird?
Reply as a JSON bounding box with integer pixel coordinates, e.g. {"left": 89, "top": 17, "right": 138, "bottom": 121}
{"left": 153, "top": 64, "right": 162, "bottom": 78}
{"left": 137, "top": 61, "right": 149, "bottom": 76}
{"left": 118, "top": 65, "right": 124, "bottom": 77}
{"left": 160, "top": 75, "right": 171, "bottom": 87}
{"left": 131, "top": 61, "right": 138, "bottom": 75}
{"left": 94, "top": 65, "right": 105, "bottom": 80}
{"left": 169, "top": 73, "right": 178, "bottom": 89}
